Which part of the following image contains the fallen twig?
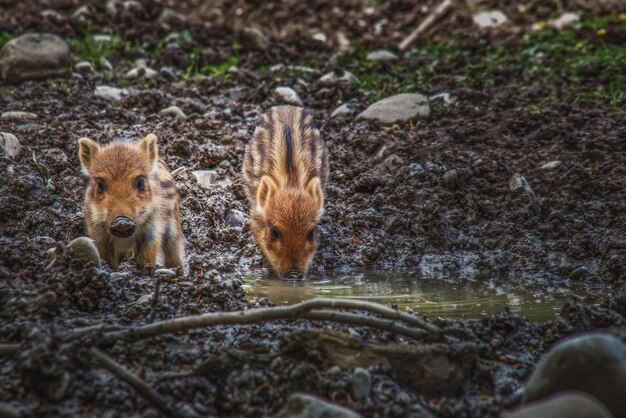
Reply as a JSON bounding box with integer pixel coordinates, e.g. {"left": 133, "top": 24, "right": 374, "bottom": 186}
{"left": 149, "top": 275, "right": 162, "bottom": 323}
{"left": 0, "top": 344, "right": 20, "bottom": 357}
{"left": 303, "top": 310, "right": 426, "bottom": 339}
{"left": 171, "top": 167, "right": 187, "bottom": 178}
{"left": 99, "top": 298, "right": 441, "bottom": 343}
{"left": 398, "top": 0, "right": 454, "bottom": 52}
{"left": 90, "top": 348, "right": 194, "bottom": 418}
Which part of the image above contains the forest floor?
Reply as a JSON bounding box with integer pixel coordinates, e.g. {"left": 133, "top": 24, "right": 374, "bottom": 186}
{"left": 1, "top": 0, "right": 625, "bottom": 417}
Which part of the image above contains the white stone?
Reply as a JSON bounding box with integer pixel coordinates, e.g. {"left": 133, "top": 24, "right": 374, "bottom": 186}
{"left": 430, "top": 92, "right": 456, "bottom": 105}
{"left": 366, "top": 50, "right": 398, "bottom": 62}
{"left": 540, "top": 160, "right": 562, "bottom": 170}
{"left": 159, "top": 106, "right": 187, "bottom": 119}
{"left": 100, "top": 58, "right": 113, "bottom": 71}
{"left": 549, "top": 13, "right": 580, "bottom": 30}
{"left": 94, "top": 85, "right": 127, "bottom": 101}
{"left": 319, "top": 70, "right": 359, "bottom": 87}
{"left": 125, "top": 66, "right": 158, "bottom": 79}
{"left": 275, "top": 86, "right": 303, "bottom": 106}
{"left": 75, "top": 61, "right": 94, "bottom": 73}
{"left": 192, "top": 170, "right": 217, "bottom": 187}
{"left": 472, "top": 10, "right": 508, "bottom": 28}
{"left": 1, "top": 111, "right": 38, "bottom": 121}
{"left": 331, "top": 103, "right": 352, "bottom": 118}
{"left": 509, "top": 173, "right": 535, "bottom": 197}
{"left": 93, "top": 34, "right": 112, "bottom": 44}
{"left": 357, "top": 93, "right": 430, "bottom": 124}
{"left": 0, "top": 132, "right": 21, "bottom": 158}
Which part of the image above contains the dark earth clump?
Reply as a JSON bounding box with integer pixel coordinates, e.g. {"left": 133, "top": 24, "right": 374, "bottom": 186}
{"left": 1, "top": 0, "right": 626, "bottom": 417}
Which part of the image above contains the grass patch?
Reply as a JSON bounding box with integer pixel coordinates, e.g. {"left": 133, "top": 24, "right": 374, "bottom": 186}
{"left": 69, "top": 33, "right": 121, "bottom": 68}
{"left": 0, "top": 31, "right": 12, "bottom": 49}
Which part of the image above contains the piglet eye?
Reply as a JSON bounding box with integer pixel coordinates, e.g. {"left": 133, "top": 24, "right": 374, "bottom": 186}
{"left": 269, "top": 225, "right": 280, "bottom": 241}
{"left": 135, "top": 176, "right": 146, "bottom": 192}
{"left": 306, "top": 228, "right": 315, "bottom": 242}
{"left": 95, "top": 179, "right": 106, "bottom": 194}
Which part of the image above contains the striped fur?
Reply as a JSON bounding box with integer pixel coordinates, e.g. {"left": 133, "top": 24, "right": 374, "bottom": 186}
{"left": 78, "top": 134, "right": 184, "bottom": 271}
{"left": 243, "top": 105, "right": 329, "bottom": 278}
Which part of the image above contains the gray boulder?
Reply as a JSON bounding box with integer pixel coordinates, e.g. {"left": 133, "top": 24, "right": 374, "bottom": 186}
{"left": 524, "top": 333, "right": 626, "bottom": 418}
{"left": 505, "top": 391, "right": 613, "bottom": 418}
{"left": 357, "top": 93, "right": 430, "bottom": 124}
{"left": 0, "top": 33, "right": 71, "bottom": 83}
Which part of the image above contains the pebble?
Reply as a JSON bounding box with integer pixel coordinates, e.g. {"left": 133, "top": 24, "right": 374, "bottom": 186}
{"left": 75, "top": 61, "right": 94, "bottom": 73}
{"left": 275, "top": 86, "right": 303, "bottom": 106}
{"left": 93, "top": 34, "right": 112, "bottom": 44}
{"left": 331, "top": 103, "right": 352, "bottom": 118}
{"left": 94, "top": 85, "right": 127, "bottom": 102}
{"left": 225, "top": 209, "right": 247, "bottom": 227}
{"left": 507, "top": 391, "right": 613, "bottom": 418}
{"left": 548, "top": 12, "right": 580, "bottom": 31}
{"left": 0, "top": 33, "right": 71, "bottom": 83}
{"left": 159, "top": 106, "right": 187, "bottom": 119}
{"left": 158, "top": 8, "right": 187, "bottom": 28}
{"left": 0, "top": 132, "right": 21, "bottom": 158}
{"left": 472, "top": 10, "right": 508, "bottom": 28}
{"left": 135, "top": 293, "right": 153, "bottom": 305}
{"left": 1, "top": 111, "right": 38, "bottom": 121}
{"left": 524, "top": 332, "right": 626, "bottom": 418}
{"left": 443, "top": 169, "right": 458, "bottom": 189}
{"left": 509, "top": 173, "right": 535, "bottom": 198}
{"left": 318, "top": 70, "right": 359, "bottom": 87}
{"left": 192, "top": 170, "right": 217, "bottom": 187}
{"left": 351, "top": 368, "right": 372, "bottom": 401}
{"left": 240, "top": 27, "right": 270, "bottom": 51}
{"left": 430, "top": 92, "right": 456, "bottom": 105}
{"left": 66, "top": 237, "right": 101, "bottom": 268}
{"left": 159, "top": 66, "right": 176, "bottom": 80}
{"left": 366, "top": 50, "right": 398, "bottom": 62}
{"left": 540, "top": 160, "right": 561, "bottom": 170}
{"left": 569, "top": 266, "right": 591, "bottom": 280}
{"left": 154, "top": 268, "right": 177, "bottom": 278}
{"left": 100, "top": 58, "right": 113, "bottom": 72}
{"left": 357, "top": 93, "right": 430, "bottom": 124}
{"left": 275, "top": 393, "right": 363, "bottom": 418}
{"left": 126, "top": 66, "right": 158, "bottom": 79}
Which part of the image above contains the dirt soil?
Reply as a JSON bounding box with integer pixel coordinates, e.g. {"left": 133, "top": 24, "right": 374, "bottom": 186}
{"left": 1, "top": 0, "right": 626, "bottom": 417}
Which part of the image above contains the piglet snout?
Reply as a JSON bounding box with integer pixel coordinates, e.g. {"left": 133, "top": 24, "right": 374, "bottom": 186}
{"left": 109, "top": 216, "right": 136, "bottom": 238}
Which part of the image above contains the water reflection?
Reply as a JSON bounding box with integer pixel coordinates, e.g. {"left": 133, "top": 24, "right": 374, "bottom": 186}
{"left": 242, "top": 270, "right": 562, "bottom": 321}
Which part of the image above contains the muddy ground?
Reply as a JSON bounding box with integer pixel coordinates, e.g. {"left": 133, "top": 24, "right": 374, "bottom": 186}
{"left": 1, "top": 0, "right": 626, "bottom": 417}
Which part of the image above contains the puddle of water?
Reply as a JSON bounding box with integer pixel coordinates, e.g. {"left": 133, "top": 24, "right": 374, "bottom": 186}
{"left": 242, "top": 270, "right": 563, "bottom": 322}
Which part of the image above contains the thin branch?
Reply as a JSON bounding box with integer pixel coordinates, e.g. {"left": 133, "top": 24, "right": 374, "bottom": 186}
{"left": 149, "top": 275, "right": 162, "bottom": 323}
{"left": 99, "top": 298, "right": 441, "bottom": 343}
{"left": 398, "top": 0, "right": 454, "bottom": 52}
{"left": 0, "top": 344, "right": 20, "bottom": 357}
{"left": 171, "top": 167, "right": 187, "bottom": 178}
{"left": 303, "top": 310, "right": 426, "bottom": 339}
{"left": 90, "top": 348, "right": 192, "bottom": 418}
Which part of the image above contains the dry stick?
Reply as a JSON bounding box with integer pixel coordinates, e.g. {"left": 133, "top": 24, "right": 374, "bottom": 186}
{"left": 90, "top": 348, "right": 188, "bottom": 418}
{"left": 398, "top": 0, "right": 454, "bottom": 52}
{"left": 171, "top": 167, "right": 186, "bottom": 178}
{"left": 100, "top": 298, "right": 440, "bottom": 343}
{"left": 303, "top": 310, "right": 426, "bottom": 339}
{"left": 149, "top": 275, "right": 162, "bottom": 323}
{"left": 0, "top": 344, "right": 20, "bottom": 357}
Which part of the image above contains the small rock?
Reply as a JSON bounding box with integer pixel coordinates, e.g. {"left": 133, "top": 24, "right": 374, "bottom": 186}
{"left": 66, "top": 237, "right": 101, "bottom": 268}
{"left": 443, "top": 169, "right": 458, "bottom": 189}
{"left": 159, "top": 67, "right": 177, "bottom": 79}
{"left": 192, "top": 170, "right": 217, "bottom": 187}
{"left": 75, "top": 61, "right": 94, "bottom": 73}
{"left": 275, "top": 86, "right": 303, "bottom": 106}
{"left": 72, "top": 5, "right": 92, "bottom": 19}
{"left": 275, "top": 393, "right": 363, "bottom": 418}
{"left": 569, "top": 266, "right": 591, "bottom": 280}
{"left": 154, "top": 268, "right": 176, "bottom": 278}
{"left": 135, "top": 293, "right": 153, "bottom": 305}
{"left": 94, "top": 85, "right": 127, "bottom": 102}
{"left": 125, "top": 66, "right": 158, "bottom": 79}
{"left": 524, "top": 332, "right": 626, "bottom": 418}
{"left": 540, "top": 160, "right": 561, "bottom": 170}
{"left": 318, "top": 70, "right": 359, "bottom": 86}
{"left": 335, "top": 31, "right": 351, "bottom": 53}
{"left": 366, "top": 50, "right": 398, "bottom": 62}
{"left": 548, "top": 12, "right": 580, "bottom": 31}
{"left": 0, "top": 33, "right": 71, "bottom": 83}
{"left": 509, "top": 173, "right": 535, "bottom": 198}
{"left": 158, "top": 8, "right": 187, "bottom": 29}
{"left": 331, "top": 103, "right": 352, "bottom": 118}
{"left": 100, "top": 58, "right": 113, "bottom": 71}
{"left": 225, "top": 209, "right": 247, "bottom": 227}
{"left": 0, "top": 132, "right": 21, "bottom": 158}
{"left": 240, "top": 27, "right": 270, "bottom": 51}
{"left": 357, "top": 93, "right": 430, "bottom": 124}
{"left": 1, "top": 111, "right": 38, "bottom": 121}
{"left": 159, "top": 106, "right": 187, "bottom": 119}
{"left": 507, "top": 391, "right": 613, "bottom": 418}
{"left": 351, "top": 368, "right": 372, "bottom": 401}
{"left": 472, "top": 10, "right": 508, "bottom": 28}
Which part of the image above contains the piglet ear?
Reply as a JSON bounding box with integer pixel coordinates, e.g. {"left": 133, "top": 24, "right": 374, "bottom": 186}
{"left": 78, "top": 137, "right": 101, "bottom": 175}
{"left": 305, "top": 177, "right": 324, "bottom": 212}
{"left": 256, "top": 175, "right": 277, "bottom": 216}
{"left": 139, "top": 134, "right": 158, "bottom": 171}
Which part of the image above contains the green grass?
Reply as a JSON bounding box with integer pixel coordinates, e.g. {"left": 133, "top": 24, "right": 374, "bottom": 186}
{"left": 69, "top": 33, "right": 121, "bottom": 67}
{"left": 0, "top": 31, "right": 12, "bottom": 49}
